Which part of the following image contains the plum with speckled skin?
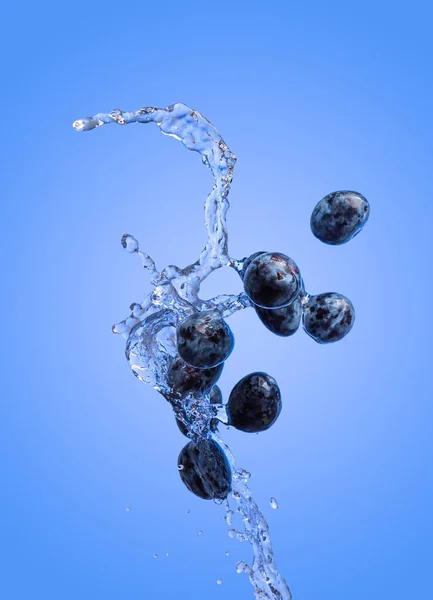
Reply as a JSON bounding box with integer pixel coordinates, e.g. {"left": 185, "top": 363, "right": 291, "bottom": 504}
{"left": 238, "top": 251, "right": 266, "bottom": 280}
{"left": 176, "top": 385, "right": 222, "bottom": 436}
{"left": 178, "top": 438, "right": 232, "bottom": 500}
{"left": 310, "top": 191, "right": 370, "bottom": 245}
{"left": 302, "top": 292, "right": 355, "bottom": 343}
{"left": 176, "top": 311, "right": 234, "bottom": 369}
{"left": 227, "top": 372, "right": 282, "bottom": 433}
{"left": 243, "top": 252, "right": 301, "bottom": 309}
{"left": 167, "top": 357, "right": 223, "bottom": 400}
{"left": 255, "top": 296, "right": 302, "bottom": 337}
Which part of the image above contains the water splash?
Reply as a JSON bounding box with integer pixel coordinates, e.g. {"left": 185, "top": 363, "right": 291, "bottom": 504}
{"left": 73, "top": 103, "right": 291, "bottom": 599}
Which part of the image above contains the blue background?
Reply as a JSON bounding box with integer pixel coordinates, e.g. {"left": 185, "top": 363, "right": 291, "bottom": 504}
{"left": 2, "top": 1, "right": 432, "bottom": 598}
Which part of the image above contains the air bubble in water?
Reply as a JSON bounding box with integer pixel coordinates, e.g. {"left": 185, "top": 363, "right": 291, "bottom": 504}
{"left": 270, "top": 497, "right": 279, "bottom": 510}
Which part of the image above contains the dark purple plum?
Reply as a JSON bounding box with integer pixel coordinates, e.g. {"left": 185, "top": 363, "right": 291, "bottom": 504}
{"left": 176, "top": 385, "right": 223, "bottom": 437}
{"left": 310, "top": 190, "right": 370, "bottom": 245}
{"left": 243, "top": 252, "right": 301, "bottom": 309}
{"left": 167, "top": 357, "right": 223, "bottom": 400}
{"left": 255, "top": 296, "right": 302, "bottom": 337}
{"left": 176, "top": 311, "right": 234, "bottom": 369}
{"left": 227, "top": 372, "right": 282, "bottom": 433}
{"left": 178, "top": 438, "right": 232, "bottom": 500}
{"left": 302, "top": 292, "right": 355, "bottom": 343}
{"left": 238, "top": 251, "right": 267, "bottom": 280}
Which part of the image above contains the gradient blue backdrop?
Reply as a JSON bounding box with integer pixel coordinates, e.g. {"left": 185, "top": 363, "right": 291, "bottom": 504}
{"left": 2, "top": 1, "right": 432, "bottom": 599}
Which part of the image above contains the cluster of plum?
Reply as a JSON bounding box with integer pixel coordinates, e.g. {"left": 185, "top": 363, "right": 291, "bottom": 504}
{"left": 172, "top": 309, "right": 282, "bottom": 500}
{"left": 174, "top": 190, "right": 370, "bottom": 501}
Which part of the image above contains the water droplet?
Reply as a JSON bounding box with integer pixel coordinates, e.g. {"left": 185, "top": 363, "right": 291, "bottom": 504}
{"left": 112, "top": 321, "right": 129, "bottom": 335}
{"left": 224, "top": 510, "right": 234, "bottom": 525}
{"left": 165, "top": 552, "right": 170, "bottom": 557}
{"left": 121, "top": 234, "right": 139, "bottom": 253}
{"left": 141, "top": 252, "right": 156, "bottom": 270}
{"left": 237, "top": 469, "right": 251, "bottom": 482}
{"left": 236, "top": 561, "right": 248, "bottom": 573}
{"left": 186, "top": 509, "right": 191, "bottom": 514}
{"left": 225, "top": 551, "right": 230, "bottom": 556}
{"left": 228, "top": 529, "right": 236, "bottom": 539}
{"left": 232, "top": 491, "right": 240, "bottom": 501}
{"left": 152, "top": 553, "right": 158, "bottom": 559}
{"left": 72, "top": 119, "right": 86, "bottom": 131}
{"left": 216, "top": 579, "right": 224, "bottom": 585}
{"left": 177, "top": 464, "right": 184, "bottom": 471}
{"left": 198, "top": 530, "right": 203, "bottom": 535}
{"left": 125, "top": 507, "right": 132, "bottom": 512}
{"left": 270, "top": 497, "right": 279, "bottom": 510}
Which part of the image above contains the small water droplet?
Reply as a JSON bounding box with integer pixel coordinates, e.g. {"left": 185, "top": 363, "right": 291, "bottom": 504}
{"left": 225, "top": 551, "right": 230, "bottom": 556}
{"left": 236, "top": 468, "right": 251, "bottom": 482}
{"left": 236, "top": 561, "right": 248, "bottom": 573}
{"left": 177, "top": 464, "right": 184, "bottom": 471}
{"left": 152, "top": 553, "right": 158, "bottom": 559}
{"left": 112, "top": 321, "right": 129, "bottom": 335}
{"left": 198, "top": 530, "right": 203, "bottom": 535}
{"left": 216, "top": 578, "right": 223, "bottom": 585}
{"left": 125, "top": 507, "right": 132, "bottom": 512}
{"left": 228, "top": 529, "right": 236, "bottom": 539}
{"left": 270, "top": 497, "right": 279, "bottom": 510}
{"left": 165, "top": 552, "right": 170, "bottom": 557}
{"left": 186, "top": 509, "right": 191, "bottom": 514}
{"left": 121, "top": 234, "right": 139, "bottom": 253}
{"left": 232, "top": 491, "right": 240, "bottom": 501}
